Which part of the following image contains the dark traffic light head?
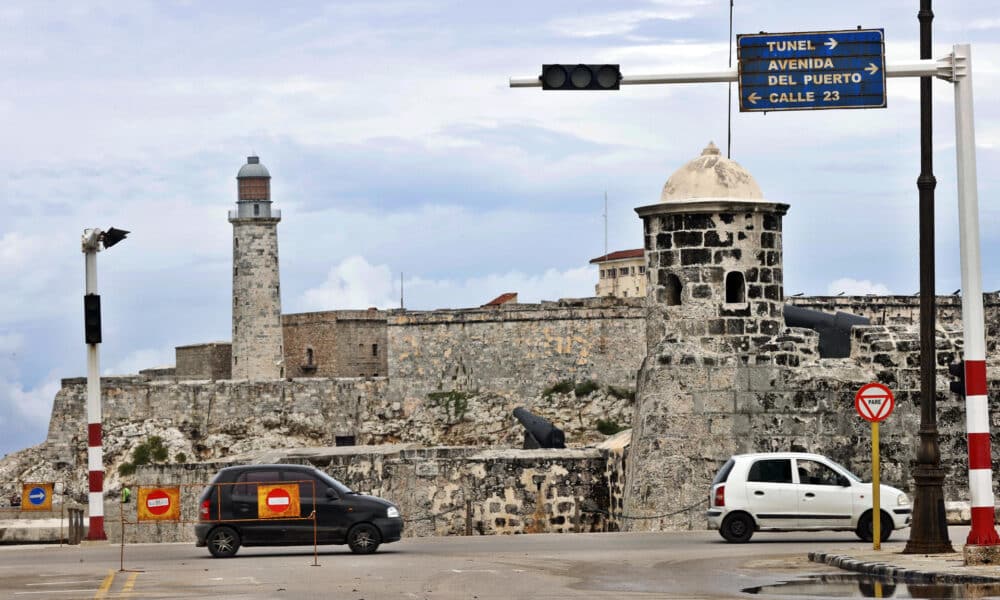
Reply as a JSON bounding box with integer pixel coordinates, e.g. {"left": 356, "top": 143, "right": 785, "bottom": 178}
{"left": 541, "top": 64, "right": 621, "bottom": 90}
{"left": 949, "top": 360, "right": 966, "bottom": 397}
{"left": 101, "top": 227, "right": 130, "bottom": 249}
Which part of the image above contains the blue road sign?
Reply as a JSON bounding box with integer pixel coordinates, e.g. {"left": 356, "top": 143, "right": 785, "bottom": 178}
{"left": 28, "top": 486, "right": 46, "bottom": 505}
{"left": 738, "top": 29, "right": 886, "bottom": 112}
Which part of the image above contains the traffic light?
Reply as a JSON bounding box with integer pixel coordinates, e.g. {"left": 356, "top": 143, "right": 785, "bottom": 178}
{"left": 84, "top": 294, "right": 102, "bottom": 344}
{"left": 541, "top": 64, "right": 621, "bottom": 90}
{"left": 948, "top": 360, "right": 966, "bottom": 397}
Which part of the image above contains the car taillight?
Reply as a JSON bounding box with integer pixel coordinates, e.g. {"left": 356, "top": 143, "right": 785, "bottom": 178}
{"left": 200, "top": 499, "right": 210, "bottom": 520}
{"left": 714, "top": 485, "right": 725, "bottom": 507}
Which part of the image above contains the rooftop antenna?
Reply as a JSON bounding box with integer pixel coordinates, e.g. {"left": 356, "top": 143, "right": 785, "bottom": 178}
{"left": 727, "top": 0, "right": 734, "bottom": 159}
{"left": 400, "top": 272, "right": 404, "bottom": 309}
{"left": 603, "top": 191, "right": 608, "bottom": 260}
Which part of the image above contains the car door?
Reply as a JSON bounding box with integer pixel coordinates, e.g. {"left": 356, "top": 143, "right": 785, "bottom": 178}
{"left": 744, "top": 458, "right": 799, "bottom": 528}
{"left": 283, "top": 469, "right": 332, "bottom": 545}
{"left": 231, "top": 468, "right": 286, "bottom": 545}
{"left": 794, "top": 458, "right": 854, "bottom": 529}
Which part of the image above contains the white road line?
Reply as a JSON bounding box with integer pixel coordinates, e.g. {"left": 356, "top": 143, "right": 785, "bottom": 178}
{"left": 26, "top": 580, "right": 102, "bottom": 586}
{"left": 15, "top": 590, "right": 97, "bottom": 595}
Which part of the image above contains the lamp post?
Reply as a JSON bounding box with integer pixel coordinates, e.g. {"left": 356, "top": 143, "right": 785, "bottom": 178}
{"left": 903, "top": 0, "right": 954, "bottom": 555}
{"left": 80, "top": 227, "right": 128, "bottom": 541}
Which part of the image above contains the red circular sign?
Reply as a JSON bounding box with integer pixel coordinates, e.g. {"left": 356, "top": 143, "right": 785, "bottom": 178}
{"left": 266, "top": 488, "right": 291, "bottom": 513}
{"left": 855, "top": 382, "right": 895, "bottom": 423}
{"left": 146, "top": 489, "right": 171, "bottom": 516}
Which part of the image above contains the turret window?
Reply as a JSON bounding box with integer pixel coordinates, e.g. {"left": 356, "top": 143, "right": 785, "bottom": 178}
{"left": 664, "top": 273, "right": 682, "bottom": 306}
{"left": 253, "top": 203, "right": 260, "bottom": 216}
{"left": 726, "top": 271, "right": 746, "bottom": 304}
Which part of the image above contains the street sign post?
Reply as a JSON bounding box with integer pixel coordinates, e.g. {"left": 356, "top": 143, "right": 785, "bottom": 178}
{"left": 737, "top": 29, "right": 886, "bottom": 112}
{"left": 856, "top": 383, "right": 896, "bottom": 550}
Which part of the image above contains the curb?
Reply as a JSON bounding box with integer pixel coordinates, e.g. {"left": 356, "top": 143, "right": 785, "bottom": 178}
{"left": 808, "top": 551, "right": 1000, "bottom": 584}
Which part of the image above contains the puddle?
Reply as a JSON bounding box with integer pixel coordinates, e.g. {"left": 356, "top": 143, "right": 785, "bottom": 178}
{"left": 743, "top": 572, "right": 1000, "bottom": 598}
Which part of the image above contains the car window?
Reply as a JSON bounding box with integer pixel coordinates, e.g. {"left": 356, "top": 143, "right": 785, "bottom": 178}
{"left": 233, "top": 469, "right": 281, "bottom": 496}
{"left": 712, "top": 458, "right": 736, "bottom": 485}
{"left": 747, "top": 459, "right": 793, "bottom": 483}
{"left": 284, "top": 471, "right": 324, "bottom": 499}
{"left": 797, "top": 459, "right": 846, "bottom": 486}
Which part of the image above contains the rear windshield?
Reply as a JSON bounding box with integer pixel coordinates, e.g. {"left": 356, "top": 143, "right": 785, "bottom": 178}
{"left": 712, "top": 458, "right": 736, "bottom": 485}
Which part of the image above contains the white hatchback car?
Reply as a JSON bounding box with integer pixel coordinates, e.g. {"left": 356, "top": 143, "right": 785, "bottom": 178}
{"left": 706, "top": 452, "right": 911, "bottom": 543}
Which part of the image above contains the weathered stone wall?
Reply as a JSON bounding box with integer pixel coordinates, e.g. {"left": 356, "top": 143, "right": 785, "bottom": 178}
{"left": 282, "top": 309, "right": 388, "bottom": 378}
{"left": 175, "top": 343, "right": 232, "bottom": 380}
{"left": 623, "top": 323, "right": 999, "bottom": 531}
{"left": 103, "top": 446, "right": 618, "bottom": 543}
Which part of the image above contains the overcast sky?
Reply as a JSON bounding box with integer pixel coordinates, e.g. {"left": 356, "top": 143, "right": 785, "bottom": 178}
{"left": 2, "top": 1, "right": 998, "bottom": 457}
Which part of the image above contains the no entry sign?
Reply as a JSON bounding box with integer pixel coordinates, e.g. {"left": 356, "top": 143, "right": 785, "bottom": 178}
{"left": 137, "top": 486, "right": 180, "bottom": 521}
{"left": 855, "top": 382, "right": 895, "bottom": 423}
{"left": 257, "top": 484, "right": 300, "bottom": 519}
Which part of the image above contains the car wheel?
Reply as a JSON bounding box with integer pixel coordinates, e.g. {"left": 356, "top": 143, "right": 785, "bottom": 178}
{"left": 856, "top": 510, "right": 893, "bottom": 543}
{"left": 720, "top": 512, "right": 754, "bottom": 543}
{"left": 207, "top": 526, "right": 241, "bottom": 558}
{"left": 347, "top": 523, "right": 381, "bottom": 554}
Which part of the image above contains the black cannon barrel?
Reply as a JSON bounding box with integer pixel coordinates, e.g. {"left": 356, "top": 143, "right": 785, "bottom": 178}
{"left": 784, "top": 304, "right": 870, "bottom": 358}
{"left": 512, "top": 407, "right": 566, "bottom": 449}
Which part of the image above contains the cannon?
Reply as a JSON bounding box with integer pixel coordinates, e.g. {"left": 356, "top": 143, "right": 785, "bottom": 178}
{"left": 512, "top": 407, "right": 565, "bottom": 449}
{"left": 783, "top": 304, "right": 870, "bottom": 358}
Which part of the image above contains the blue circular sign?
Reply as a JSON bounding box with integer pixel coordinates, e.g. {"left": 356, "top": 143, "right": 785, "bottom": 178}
{"left": 28, "top": 486, "right": 46, "bottom": 505}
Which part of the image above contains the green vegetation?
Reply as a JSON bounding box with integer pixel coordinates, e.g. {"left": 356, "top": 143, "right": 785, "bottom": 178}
{"left": 174, "top": 452, "right": 188, "bottom": 464}
{"left": 117, "top": 435, "right": 170, "bottom": 476}
{"left": 542, "top": 380, "right": 575, "bottom": 398}
{"left": 428, "top": 390, "right": 472, "bottom": 421}
{"left": 573, "top": 380, "right": 600, "bottom": 397}
{"left": 606, "top": 385, "right": 636, "bottom": 401}
{"left": 596, "top": 419, "right": 625, "bottom": 436}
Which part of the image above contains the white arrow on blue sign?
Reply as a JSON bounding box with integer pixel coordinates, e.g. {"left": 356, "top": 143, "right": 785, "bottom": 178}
{"left": 737, "top": 29, "right": 886, "bottom": 112}
{"left": 28, "top": 487, "right": 47, "bottom": 505}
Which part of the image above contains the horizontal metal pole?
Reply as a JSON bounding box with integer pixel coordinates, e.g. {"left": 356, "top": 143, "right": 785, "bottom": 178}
{"left": 509, "top": 58, "right": 947, "bottom": 88}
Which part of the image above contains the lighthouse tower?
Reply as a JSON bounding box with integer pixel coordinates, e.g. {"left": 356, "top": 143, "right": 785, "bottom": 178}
{"left": 230, "top": 156, "right": 284, "bottom": 379}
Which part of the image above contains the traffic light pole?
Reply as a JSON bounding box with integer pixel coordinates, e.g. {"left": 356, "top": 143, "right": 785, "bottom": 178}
{"left": 512, "top": 44, "right": 999, "bottom": 558}
{"left": 82, "top": 230, "right": 106, "bottom": 541}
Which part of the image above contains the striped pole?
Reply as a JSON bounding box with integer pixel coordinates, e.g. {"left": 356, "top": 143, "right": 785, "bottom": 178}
{"left": 952, "top": 44, "right": 999, "bottom": 546}
{"left": 83, "top": 234, "right": 107, "bottom": 541}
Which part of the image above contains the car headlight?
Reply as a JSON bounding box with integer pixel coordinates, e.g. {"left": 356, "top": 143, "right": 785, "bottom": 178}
{"left": 386, "top": 506, "right": 400, "bottom": 518}
{"left": 897, "top": 493, "right": 910, "bottom": 506}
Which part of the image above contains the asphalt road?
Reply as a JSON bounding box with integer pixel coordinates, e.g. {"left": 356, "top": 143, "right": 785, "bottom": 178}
{"left": 0, "top": 529, "right": 924, "bottom": 599}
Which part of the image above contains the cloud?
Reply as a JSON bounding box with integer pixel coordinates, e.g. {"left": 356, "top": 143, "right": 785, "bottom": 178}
{"left": 826, "top": 278, "right": 891, "bottom": 296}
{"left": 104, "top": 347, "right": 176, "bottom": 376}
{"left": 546, "top": 1, "right": 710, "bottom": 38}
{"left": 301, "top": 256, "right": 397, "bottom": 311}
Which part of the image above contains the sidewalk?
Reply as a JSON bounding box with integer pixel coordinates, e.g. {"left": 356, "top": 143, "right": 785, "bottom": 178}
{"left": 811, "top": 547, "right": 1000, "bottom": 584}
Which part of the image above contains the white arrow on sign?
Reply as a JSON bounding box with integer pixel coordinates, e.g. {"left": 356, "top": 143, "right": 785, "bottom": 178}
{"left": 824, "top": 38, "right": 838, "bottom": 51}
{"left": 747, "top": 92, "right": 761, "bottom": 105}
{"left": 865, "top": 63, "right": 879, "bottom": 75}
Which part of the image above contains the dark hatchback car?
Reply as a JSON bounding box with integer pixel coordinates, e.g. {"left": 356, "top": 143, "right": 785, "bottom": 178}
{"left": 195, "top": 464, "right": 403, "bottom": 557}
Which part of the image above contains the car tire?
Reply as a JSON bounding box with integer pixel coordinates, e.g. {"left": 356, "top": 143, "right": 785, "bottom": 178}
{"left": 856, "top": 510, "right": 892, "bottom": 543}
{"left": 207, "top": 526, "right": 241, "bottom": 558}
{"left": 720, "top": 512, "right": 755, "bottom": 543}
{"left": 347, "top": 523, "right": 381, "bottom": 554}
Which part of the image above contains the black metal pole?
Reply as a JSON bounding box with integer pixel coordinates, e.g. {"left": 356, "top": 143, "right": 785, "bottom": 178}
{"left": 904, "top": 0, "right": 953, "bottom": 555}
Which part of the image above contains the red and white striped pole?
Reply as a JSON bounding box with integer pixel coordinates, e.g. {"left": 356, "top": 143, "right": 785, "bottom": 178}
{"left": 82, "top": 230, "right": 106, "bottom": 541}
{"left": 952, "top": 44, "right": 999, "bottom": 547}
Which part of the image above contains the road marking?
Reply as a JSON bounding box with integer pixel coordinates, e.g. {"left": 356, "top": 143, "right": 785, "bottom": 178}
{"left": 15, "top": 591, "right": 99, "bottom": 595}
{"left": 26, "top": 580, "right": 103, "bottom": 586}
{"left": 94, "top": 570, "right": 114, "bottom": 599}
{"left": 119, "top": 572, "right": 138, "bottom": 597}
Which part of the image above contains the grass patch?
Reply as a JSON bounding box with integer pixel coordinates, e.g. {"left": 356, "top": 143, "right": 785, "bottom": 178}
{"left": 606, "top": 385, "right": 636, "bottom": 401}
{"left": 596, "top": 419, "right": 625, "bottom": 436}
{"left": 428, "top": 390, "right": 472, "bottom": 421}
{"left": 542, "top": 380, "right": 575, "bottom": 398}
{"left": 574, "top": 380, "right": 600, "bottom": 397}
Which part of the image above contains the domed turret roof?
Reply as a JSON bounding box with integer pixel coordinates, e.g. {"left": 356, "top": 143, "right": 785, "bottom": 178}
{"left": 660, "top": 142, "right": 762, "bottom": 202}
{"left": 237, "top": 155, "right": 270, "bottom": 179}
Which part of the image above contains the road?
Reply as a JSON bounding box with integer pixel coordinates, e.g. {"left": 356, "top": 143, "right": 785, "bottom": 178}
{"left": 0, "top": 529, "right": 921, "bottom": 599}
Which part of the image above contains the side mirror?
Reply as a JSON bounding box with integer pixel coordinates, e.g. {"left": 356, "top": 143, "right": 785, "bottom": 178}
{"left": 839, "top": 476, "right": 851, "bottom": 487}
{"left": 325, "top": 488, "right": 339, "bottom": 500}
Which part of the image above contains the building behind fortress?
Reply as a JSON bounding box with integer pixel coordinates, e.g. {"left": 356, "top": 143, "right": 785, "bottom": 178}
{"left": 2, "top": 147, "right": 999, "bottom": 540}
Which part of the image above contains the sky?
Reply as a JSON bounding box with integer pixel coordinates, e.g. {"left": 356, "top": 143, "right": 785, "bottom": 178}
{"left": 2, "top": 0, "right": 999, "bottom": 457}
